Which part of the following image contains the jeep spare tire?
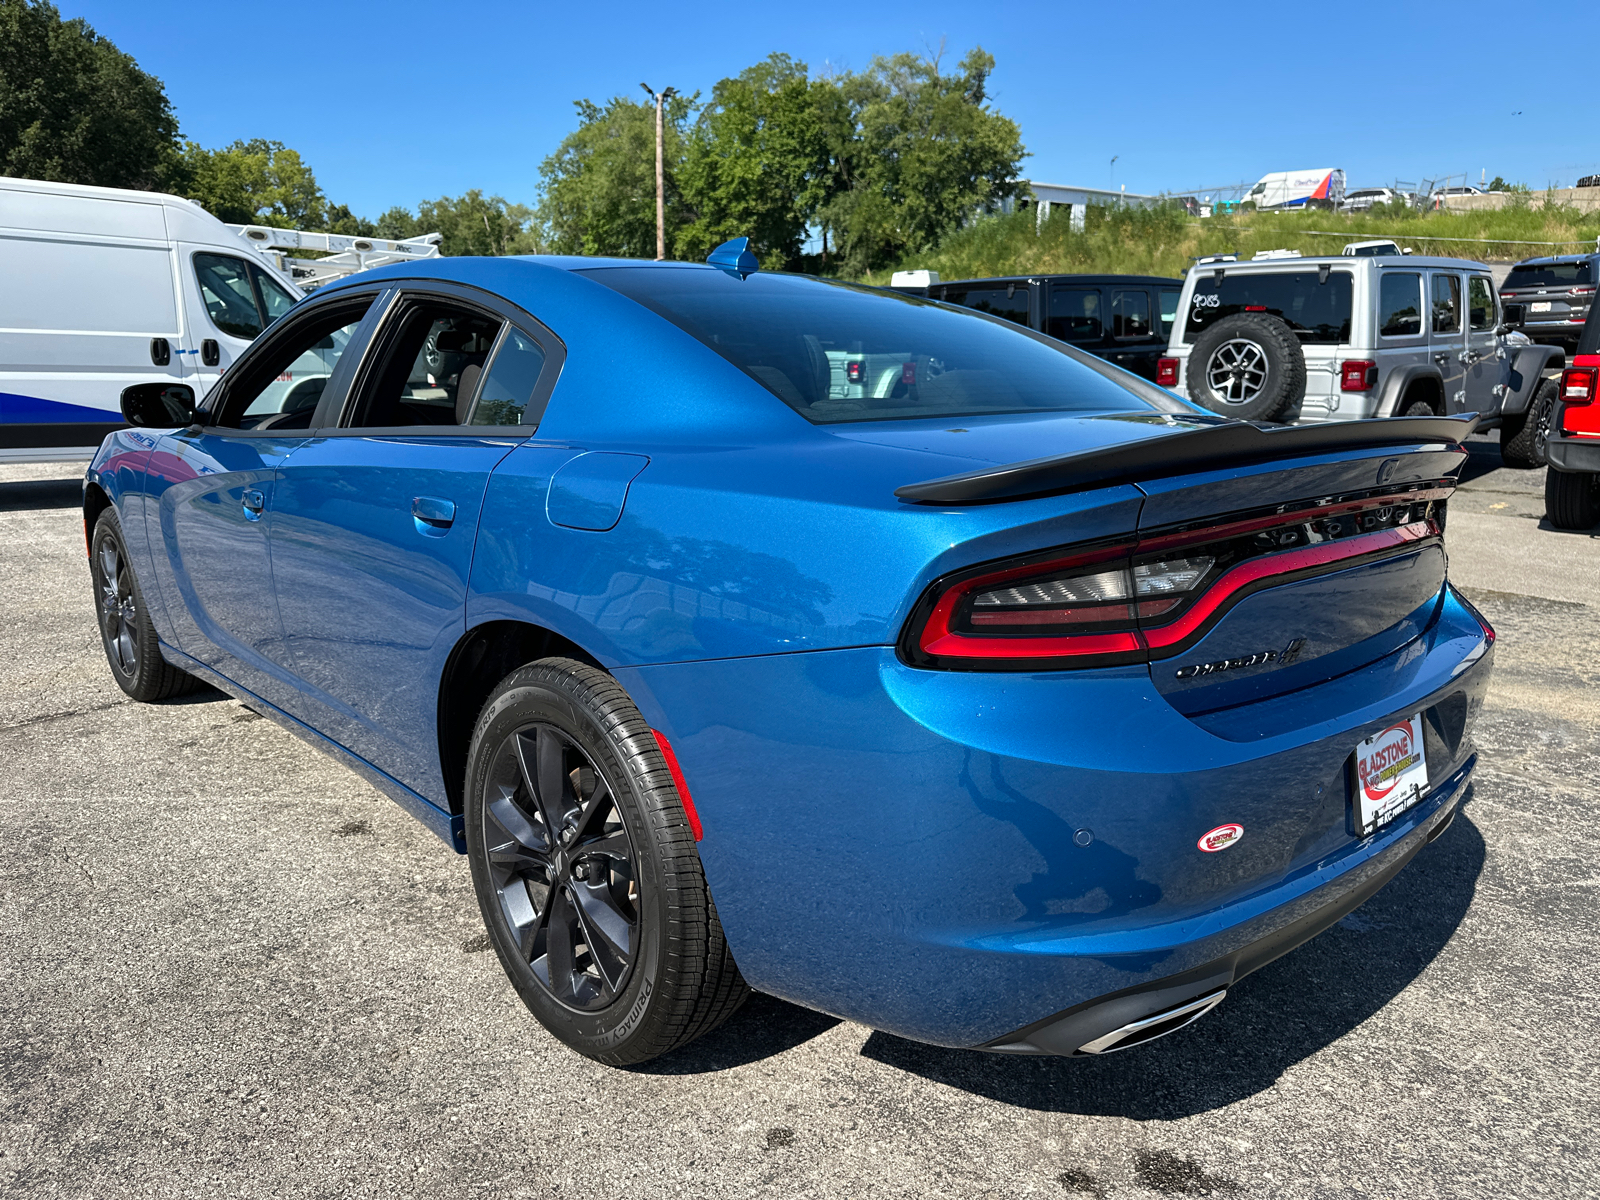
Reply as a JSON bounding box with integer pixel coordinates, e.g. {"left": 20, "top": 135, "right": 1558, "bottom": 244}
{"left": 1187, "top": 314, "right": 1306, "bottom": 422}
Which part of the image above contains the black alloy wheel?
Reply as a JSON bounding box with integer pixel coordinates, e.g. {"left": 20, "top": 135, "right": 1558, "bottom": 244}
{"left": 1187, "top": 314, "right": 1306, "bottom": 422}
{"left": 482, "top": 722, "right": 639, "bottom": 1011}
{"left": 464, "top": 658, "right": 748, "bottom": 1063}
{"left": 89, "top": 509, "right": 203, "bottom": 702}
{"left": 1501, "top": 378, "right": 1557, "bottom": 469}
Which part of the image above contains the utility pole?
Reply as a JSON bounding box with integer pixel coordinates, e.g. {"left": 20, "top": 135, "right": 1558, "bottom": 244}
{"left": 641, "top": 83, "right": 676, "bottom": 260}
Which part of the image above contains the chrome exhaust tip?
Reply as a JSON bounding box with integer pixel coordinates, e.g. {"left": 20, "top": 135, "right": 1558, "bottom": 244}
{"left": 1076, "top": 988, "right": 1228, "bottom": 1055}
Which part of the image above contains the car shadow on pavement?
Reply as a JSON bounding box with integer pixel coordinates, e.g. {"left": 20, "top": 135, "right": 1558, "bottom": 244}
{"left": 628, "top": 991, "right": 844, "bottom": 1075}
{"left": 854, "top": 809, "right": 1487, "bottom": 1120}
{"left": 1458, "top": 438, "right": 1515, "bottom": 485}
{"left": 0, "top": 477, "right": 84, "bottom": 512}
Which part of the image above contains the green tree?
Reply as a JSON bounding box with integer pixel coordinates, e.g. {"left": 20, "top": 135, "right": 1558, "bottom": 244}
{"left": 820, "top": 48, "right": 1025, "bottom": 275}
{"left": 678, "top": 54, "right": 829, "bottom": 268}
{"left": 538, "top": 94, "right": 696, "bottom": 258}
{"left": 179, "top": 138, "right": 327, "bottom": 227}
{"left": 414, "top": 190, "right": 543, "bottom": 256}
{"left": 0, "top": 0, "right": 181, "bottom": 190}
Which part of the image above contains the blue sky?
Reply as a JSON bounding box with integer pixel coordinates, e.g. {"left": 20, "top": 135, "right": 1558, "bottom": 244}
{"left": 76, "top": 0, "right": 1600, "bottom": 219}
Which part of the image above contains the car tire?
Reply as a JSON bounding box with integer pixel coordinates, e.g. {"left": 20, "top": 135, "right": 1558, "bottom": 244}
{"left": 1544, "top": 469, "right": 1600, "bottom": 531}
{"left": 463, "top": 657, "right": 748, "bottom": 1064}
{"left": 1400, "top": 399, "right": 1437, "bottom": 417}
{"left": 1499, "top": 378, "right": 1556, "bottom": 469}
{"left": 89, "top": 508, "right": 206, "bottom": 702}
{"left": 1186, "top": 315, "right": 1306, "bottom": 422}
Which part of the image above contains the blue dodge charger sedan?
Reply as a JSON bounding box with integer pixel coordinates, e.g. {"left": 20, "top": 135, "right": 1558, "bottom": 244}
{"left": 86, "top": 241, "right": 1493, "bottom": 1063}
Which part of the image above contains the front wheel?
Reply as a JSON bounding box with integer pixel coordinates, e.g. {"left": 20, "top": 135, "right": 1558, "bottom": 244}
{"left": 1500, "top": 379, "right": 1556, "bottom": 468}
{"left": 1545, "top": 469, "right": 1600, "bottom": 530}
{"left": 89, "top": 509, "right": 204, "bottom": 702}
{"left": 463, "top": 658, "right": 748, "bottom": 1064}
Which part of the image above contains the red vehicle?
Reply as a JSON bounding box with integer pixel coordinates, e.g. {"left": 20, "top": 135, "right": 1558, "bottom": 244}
{"left": 1546, "top": 302, "right": 1600, "bottom": 529}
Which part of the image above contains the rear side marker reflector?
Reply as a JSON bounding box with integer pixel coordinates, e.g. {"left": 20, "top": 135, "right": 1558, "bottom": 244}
{"left": 650, "top": 730, "right": 703, "bottom": 841}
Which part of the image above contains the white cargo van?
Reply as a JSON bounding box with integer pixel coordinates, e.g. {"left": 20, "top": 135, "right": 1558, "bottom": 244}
{"left": 0, "top": 176, "right": 305, "bottom": 462}
{"left": 1245, "top": 168, "right": 1346, "bottom": 211}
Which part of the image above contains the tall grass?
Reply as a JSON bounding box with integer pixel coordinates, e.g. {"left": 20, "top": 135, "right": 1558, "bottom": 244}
{"left": 860, "top": 198, "right": 1600, "bottom": 283}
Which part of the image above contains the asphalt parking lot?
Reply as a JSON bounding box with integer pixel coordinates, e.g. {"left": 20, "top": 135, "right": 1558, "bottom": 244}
{"left": 2, "top": 440, "right": 1596, "bottom": 1200}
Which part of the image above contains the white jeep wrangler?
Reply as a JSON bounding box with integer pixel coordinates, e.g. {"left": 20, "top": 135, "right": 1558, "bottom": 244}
{"left": 1156, "top": 252, "right": 1563, "bottom": 466}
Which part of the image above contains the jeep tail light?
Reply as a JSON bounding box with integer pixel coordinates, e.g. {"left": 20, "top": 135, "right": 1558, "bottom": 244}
{"left": 1570, "top": 286, "right": 1596, "bottom": 297}
{"left": 1157, "top": 358, "right": 1179, "bottom": 387}
{"left": 901, "top": 485, "right": 1453, "bottom": 670}
{"left": 1562, "top": 366, "right": 1597, "bottom": 404}
{"left": 846, "top": 360, "right": 864, "bottom": 383}
{"left": 1341, "top": 360, "right": 1377, "bottom": 392}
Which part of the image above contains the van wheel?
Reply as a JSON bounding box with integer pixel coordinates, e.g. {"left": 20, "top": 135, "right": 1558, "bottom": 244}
{"left": 463, "top": 658, "right": 748, "bottom": 1064}
{"left": 1545, "top": 469, "right": 1600, "bottom": 530}
{"left": 1500, "top": 379, "right": 1556, "bottom": 469}
{"left": 89, "top": 509, "right": 205, "bottom": 702}
{"left": 1186, "top": 315, "right": 1305, "bottom": 422}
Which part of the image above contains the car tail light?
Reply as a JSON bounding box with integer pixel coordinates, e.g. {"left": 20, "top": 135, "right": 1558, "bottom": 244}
{"left": 1157, "top": 358, "right": 1179, "bottom": 387}
{"left": 901, "top": 484, "right": 1452, "bottom": 670}
{"left": 1340, "top": 360, "right": 1377, "bottom": 392}
{"left": 1562, "top": 366, "right": 1597, "bottom": 404}
{"left": 1570, "top": 286, "right": 1596, "bottom": 297}
{"left": 902, "top": 362, "right": 916, "bottom": 384}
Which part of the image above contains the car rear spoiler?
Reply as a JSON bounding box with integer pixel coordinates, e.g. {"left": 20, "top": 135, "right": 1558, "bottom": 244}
{"left": 894, "top": 415, "right": 1479, "bottom": 505}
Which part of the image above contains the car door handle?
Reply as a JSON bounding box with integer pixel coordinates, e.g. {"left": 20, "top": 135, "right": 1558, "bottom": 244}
{"left": 242, "top": 488, "right": 265, "bottom": 520}
{"left": 412, "top": 496, "right": 456, "bottom": 530}
{"left": 1432, "top": 353, "right": 1451, "bottom": 365}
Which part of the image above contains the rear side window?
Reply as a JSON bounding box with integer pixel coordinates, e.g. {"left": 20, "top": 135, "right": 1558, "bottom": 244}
{"left": 1505, "top": 261, "right": 1592, "bottom": 289}
{"left": 468, "top": 328, "right": 548, "bottom": 426}
{"left": 582, "top": 268, "right": 1160, "bottom": 425}
{"left": 1046, "top": 286, "right": 1103, "bottom": 343}
{"left": 1184, "top": 270, "right": 1353, "bottom": 345}
{"left": 942, "top": 284, "right": 1030, "bottom": 327}
{"left": 1432, "top": 275, "right": 1461, "bottom": 335}
{"left": 1158, "top": 288, "right": 1180, "bottom": 336}
{"left": 1379, "top": 272, "right": 1423, "bottom": 337}
{"left": 1111, "top": 289, "right": 1152, "bottom": 339}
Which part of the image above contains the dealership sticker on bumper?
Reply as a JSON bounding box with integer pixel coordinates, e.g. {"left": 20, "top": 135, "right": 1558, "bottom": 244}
{"left": 1354, "top": 713, "right": 1429, "bottom": 836}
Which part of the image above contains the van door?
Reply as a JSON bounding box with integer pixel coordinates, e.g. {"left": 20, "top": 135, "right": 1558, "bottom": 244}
{"left": 0, "top": 188, "right": 190, "bottom": 454}
{"left": 181, "top": 248, "right": 299, "bottom": 394}
{"left": 1428, "top": 272, "right": 1466, "bottom": 413}
{"left": 1463, "top": 274, "right": 1507, "bottom": 417}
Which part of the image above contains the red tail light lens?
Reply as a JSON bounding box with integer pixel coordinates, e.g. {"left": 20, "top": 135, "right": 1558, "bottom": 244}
{"left": 1157, "top": 358, "right": 1179, "bottom": 387}
{"left": 902, "top": 485, "right": 1452, "bottom": 670}
{"left": 1562, "top": 366, "right": 1597, "bottom": 404}
{"left": 1340, "top": 360, "right": 1377, "bottom": 392}
{"left": 846, "top": 361, "right": 864, "bottom": 383}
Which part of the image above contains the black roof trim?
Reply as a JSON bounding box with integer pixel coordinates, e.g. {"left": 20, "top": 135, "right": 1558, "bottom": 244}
{"left": 938, "top": 273, "right": 1184, "bottom": 287}
{"left": 894, "top": 416, "right": 1479, "bottom": 505}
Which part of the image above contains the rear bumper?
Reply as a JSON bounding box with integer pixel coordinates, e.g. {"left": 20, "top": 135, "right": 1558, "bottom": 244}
{"left": 1547, "top": 438, "right": 1600, "bottom": 473}
{"left": 984, "top": 758, "right": 1471, "bottom": 1055}
{"left": 618, "top": 585, "right": 1494, "bottom": 1047}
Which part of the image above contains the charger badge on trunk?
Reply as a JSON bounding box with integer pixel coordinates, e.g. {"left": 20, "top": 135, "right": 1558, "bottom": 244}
{"left": 1198, "top": 824, "right": 1244, "bottom": 852}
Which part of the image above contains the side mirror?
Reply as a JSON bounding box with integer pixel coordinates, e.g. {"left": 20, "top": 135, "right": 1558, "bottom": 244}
{"left": 120, "top": 382, "right": 197, "bottom": 428}
{"left": 1501, "top": 304, "right": 1525, "bottom": 330}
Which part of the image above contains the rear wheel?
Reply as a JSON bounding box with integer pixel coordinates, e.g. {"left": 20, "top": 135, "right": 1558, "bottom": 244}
{"left": 1500, "top": 379, "right": 1557, "bottom": 468}
{"left": 1400, "top": 398, "right": 1437, "bottom": 417}
{"left": 1545, "top": 469, "right": 1600, "bottom": 530}
{"left": 89, "top": 509, "right": 204, "bottom": 702}
{"left": 463, "top": 658, "right": 747, "bottom": 1064}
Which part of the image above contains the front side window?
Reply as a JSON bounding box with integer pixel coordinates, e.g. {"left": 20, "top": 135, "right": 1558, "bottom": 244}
{"left": 213, "top": 296, "right": 373, "bottom": 430}
{"left": 1379, "top": 272, "right": 1423, "bottom": 337}
{"left": 1111, "top": 289, "right": 1152, "bottom": 340}
{"left": 348, "top": 301, "right": 502, "bottom": 427}
{"left": 468, "top": 328, "right": 548, "bottom": 426}
{"left": 1432, "top": 274, "right": 1462, "bottom": 335}
{"left": 1185, "top": 270, "right": 1353, "bottom": 345}
{"left": 1046, "top": 287, "right": 1103, "bottom": 343}
{"left": 193, "top": 252, "right": 299, "bottom": 340}
{"left": 943, "top": 284, "right": 1030, "bottom": 327}
{"left": 581, "top": 268, "right": 1163, "bottom": 425}
{"left": 1468, "top": 276, "right": 1497, "bottom": 331}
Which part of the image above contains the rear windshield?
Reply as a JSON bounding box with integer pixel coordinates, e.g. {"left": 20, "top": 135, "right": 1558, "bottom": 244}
{"left": 1184, "top": 270, "right": 1353, "bottom": 345}
{"left": 582, "top": 267, "right": 1159, "bottom": 424}
{"left": 1504, "top": 261, "right": 1592, "bottom": 289}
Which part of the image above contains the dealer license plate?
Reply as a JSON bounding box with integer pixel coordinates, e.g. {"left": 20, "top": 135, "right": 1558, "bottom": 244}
{"left": 1353, "top": 713, "right": 1429, "bottom": 836}
{"left": 1530, "top": 301, "right": 1553, "bottom": 313}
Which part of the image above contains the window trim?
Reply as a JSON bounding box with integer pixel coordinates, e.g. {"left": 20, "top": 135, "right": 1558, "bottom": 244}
{"left": 327, "top": 280, "right": 567, "bottom": 438}
{"left": 191, "top": 249, "right": 272, "bottom": 341}
{"left": 1430, "top": 272, "right": 1464, "bottom": 338}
